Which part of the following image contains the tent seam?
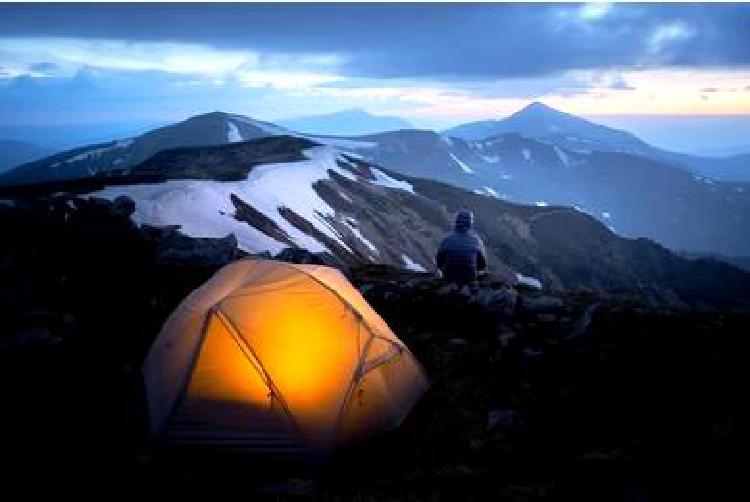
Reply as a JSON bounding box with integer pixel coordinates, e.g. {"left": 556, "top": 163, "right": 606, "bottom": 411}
{"left": 212, "top": 307, "right": 306, "bottom": 446}
{"left": 279, "top": 261, "right": 405, "bottom": 348}
{"left": 159, "top": 309, "right": 214, "bottom": 435}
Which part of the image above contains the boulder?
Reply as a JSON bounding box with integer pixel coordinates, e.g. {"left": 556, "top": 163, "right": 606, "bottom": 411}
{"left": 522, "top": 296, "right": 564, "bottom": 313}
{"left": 488, "top": 409, "right": 519, "bottom": 430}
{"left": 274, "top": 247, "right": 342, "bottom": 268}
{"left": 111, "top": 195, "right": 136, "bottom": 217}
{"left": 143, "top": 225, "right": 240, "bottom": 266}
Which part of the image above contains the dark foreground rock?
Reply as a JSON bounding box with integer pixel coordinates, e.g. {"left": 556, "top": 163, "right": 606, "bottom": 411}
{"left": 0, "top": 195, "right": 748, "bottom": 500}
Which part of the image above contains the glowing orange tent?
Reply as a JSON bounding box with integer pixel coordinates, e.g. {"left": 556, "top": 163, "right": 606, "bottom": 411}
{"left": 142, "top": 259, "right": 428, "bottom": 453}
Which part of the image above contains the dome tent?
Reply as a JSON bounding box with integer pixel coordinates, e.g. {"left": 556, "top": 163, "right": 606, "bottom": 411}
{"left": 143, "top": 258, "right": 428, "bottom": 454}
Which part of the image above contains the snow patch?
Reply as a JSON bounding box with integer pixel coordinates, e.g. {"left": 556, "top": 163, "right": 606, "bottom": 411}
{"left": 516, "top": 273, "right": 542, "bottom": 290}
{"left": 226, "top": 121, "right": 242, "bottom": 143}
{"left": 449, "top": 152, "right": 474, "bottom": 174}
{"left": 345, "top": 218, "right": 379, "bottom": 256}
{"left": 535, "top": 201, "right": 548, "bottom": 207}
{"left": 65, "top": 140, "right": 131, "bottom": 164}
{"left": 553, "top": 145, "right": 569, "bottom": 166}
{"left": 90, "top": 146, "right": 361, "bottom": 255}
{"left": 483, "top": 186, "right": 499, "bottom": 197}
{"left": 601, "top": 211, "right": 611, "bottom": 219}
{"left": 401, "top": 254, "right": 426, "bottom": 272}
{"left": 522, "top": 148, "right": 531, "bottom": 161}
{"left": 481, "top": 155, "right": 499, "bottom": 163}
{"left": 369, "top": 169, "right": 414, "bottom": 193}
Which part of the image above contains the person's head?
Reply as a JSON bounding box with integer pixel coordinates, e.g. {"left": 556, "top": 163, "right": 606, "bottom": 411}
{"left": 454, "top": 209, "right": 474, "bottom": 232}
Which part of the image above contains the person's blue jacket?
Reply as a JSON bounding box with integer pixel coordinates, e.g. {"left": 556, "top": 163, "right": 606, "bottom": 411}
{"left": 436, "top": 210, "right": 487, "bottom": 284}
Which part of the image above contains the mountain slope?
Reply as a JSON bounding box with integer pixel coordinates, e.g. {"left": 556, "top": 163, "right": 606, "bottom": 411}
{"left": 5, "top": 109, "right": 749, "bottom": 257}
{"left": 2, "top": 135, "right": 748, "bottom": 308}
{"left": 0, "top": 139, "right": 51, "bottom": 173}
{"left": 445, "top": 102, "right": 750, "bottom": 182}
{"left": 339, "top": 129, "right": 750, "bottom": 257}
{"left": 278, "top": 108, "right": 413, "bottom": 136}
{"left": 0, "top": 112, "right": 286, "bottom": 185}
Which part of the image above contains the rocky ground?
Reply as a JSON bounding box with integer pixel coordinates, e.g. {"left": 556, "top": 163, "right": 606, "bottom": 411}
{"left": 1, "top": 195, "right": 748, "bottom": 499}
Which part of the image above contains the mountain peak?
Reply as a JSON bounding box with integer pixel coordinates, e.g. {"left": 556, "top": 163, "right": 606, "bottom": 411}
{"left": 512, "top": 101, "right": 568, "bottom": 119}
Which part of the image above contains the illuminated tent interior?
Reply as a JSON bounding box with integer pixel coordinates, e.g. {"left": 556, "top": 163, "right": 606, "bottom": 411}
{"left": 142, "top": 259, "right": 429, "bottom": 454}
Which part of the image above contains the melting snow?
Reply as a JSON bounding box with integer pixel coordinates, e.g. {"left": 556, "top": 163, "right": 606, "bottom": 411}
{"left": 516, "top": 273, "right": 542, "bottom": 289}
{"left": 226, "top": 121, "right": 242, "bottom": 142}
{"left": 369, "top": 169, "right": 415, "bottom": 193}
{"left": 89, "top": 146, "right": 413, "bottom": 255}
{"left": 692, "top": 174, "right": 715, "bottom": 185}
{"left": 90, "top": 147, "right": 371, "bottom": 254}
{"left": 401, "top": 254, "right": 426, "bottom": 272}
{"left": 115, "top": 139, "right": 134, "bottom": 148}
{"left": 345, "top": 218, "right": 379, "bottom": 256}
{"left": 449, "top": 152, "right": 474, "bottom": 174}
{"left": 64, "top": 140, "right": 132, "bottom": 164}
{"left": 553, "top": 145, "right": 569, "bottom": 166}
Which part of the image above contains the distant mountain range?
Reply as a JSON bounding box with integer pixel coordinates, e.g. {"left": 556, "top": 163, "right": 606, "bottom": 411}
{"left": 445, "top": 102, "right": 750, "bottom": 182}
{"left": 0, "top": 139, "right": 51, "bottom": 173}
{"left": 1, "top": 105, "right": 748, "bottom": 259}
{"left": 2, "top": 134, "right": 748, "bottom": 308}
{"left": 278, "top": 109, "right": 413, "bottom": 136}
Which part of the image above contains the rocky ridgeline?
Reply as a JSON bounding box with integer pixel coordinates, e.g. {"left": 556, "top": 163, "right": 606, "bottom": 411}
{"left": 1, "top": 192, "right": 748, "bottom": 499}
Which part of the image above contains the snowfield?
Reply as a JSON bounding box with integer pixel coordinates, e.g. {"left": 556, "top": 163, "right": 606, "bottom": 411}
{"left": 401, "top": 254, "right": 426, "bottom": 272}
{"left": 90, "top": 146, "right": 413, "bottom": 255}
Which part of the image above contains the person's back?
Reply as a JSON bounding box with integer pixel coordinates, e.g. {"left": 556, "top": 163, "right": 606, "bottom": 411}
{"left": 436, "top": 210, "right": 487, "bottom": 284}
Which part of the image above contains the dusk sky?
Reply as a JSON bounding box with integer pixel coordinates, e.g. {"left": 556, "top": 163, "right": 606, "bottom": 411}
{"left": 1, "top": 2, "right": 749, "bottom": 152}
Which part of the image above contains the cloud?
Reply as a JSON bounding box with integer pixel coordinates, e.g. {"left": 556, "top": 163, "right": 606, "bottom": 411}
{"left": 0, "top": 3, "right": 748, "bottom": 81}
{"left": 1, "top": 3, "right": 749, "bottom": 127}
{"left": 578, "top": 3, "right": 613, "bottom": 21}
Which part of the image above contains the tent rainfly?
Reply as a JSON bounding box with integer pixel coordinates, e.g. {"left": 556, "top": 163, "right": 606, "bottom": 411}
{"left": 142, "top": 259, "right": 428, "bottom": 454}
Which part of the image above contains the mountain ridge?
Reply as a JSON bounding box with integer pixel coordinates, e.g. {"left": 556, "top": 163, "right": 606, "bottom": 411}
{"left": 445, "top": 102, "right": 750, "bottom": 182}
{"left": 2, "top": 134, "right": 748, "bottom": 309}
{"left": 278, "top": 108, "right": 414, "bottom": 136}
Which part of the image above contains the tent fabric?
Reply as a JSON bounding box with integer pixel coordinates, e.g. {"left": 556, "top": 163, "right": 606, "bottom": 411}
{"left": 142, "top": 258, "right": 428, "bottom": 453}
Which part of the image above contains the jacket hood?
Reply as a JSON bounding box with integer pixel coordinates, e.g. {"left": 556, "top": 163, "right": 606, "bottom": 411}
{"left": 454, "top": 209, "right": 474, "bottom": 232}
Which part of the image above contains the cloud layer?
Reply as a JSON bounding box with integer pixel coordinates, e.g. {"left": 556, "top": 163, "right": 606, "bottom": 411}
{"left": 0, "top": 3, "right": 749, "bottom": 128}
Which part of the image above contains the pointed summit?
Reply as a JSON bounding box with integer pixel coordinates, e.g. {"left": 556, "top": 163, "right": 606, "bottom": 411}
{"left": 507, "top": 101, "right": 573, "bottom": 122}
